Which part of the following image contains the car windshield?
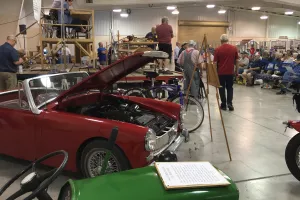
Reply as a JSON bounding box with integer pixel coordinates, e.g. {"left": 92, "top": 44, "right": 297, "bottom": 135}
{"left": 26, "top": 72, "right": 89, "bottom": 108}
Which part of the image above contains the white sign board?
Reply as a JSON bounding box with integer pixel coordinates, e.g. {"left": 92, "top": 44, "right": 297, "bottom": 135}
{"left": 155, "top": 162, "right": 230, "bottom": 189}
{"left": 33, "top": 0, "right": 42, "bottom": 21}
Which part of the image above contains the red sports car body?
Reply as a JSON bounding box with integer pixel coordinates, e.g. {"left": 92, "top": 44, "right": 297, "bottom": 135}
{"left": 0, "top": 51, "right": 188, "bottom": 177}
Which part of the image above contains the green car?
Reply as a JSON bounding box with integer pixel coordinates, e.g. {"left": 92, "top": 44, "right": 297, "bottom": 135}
{"left": 0, "top": 128, "right": 239, "bottom": 200}
{"left": 60, "top": 166, "right": 239, "bottom": 200}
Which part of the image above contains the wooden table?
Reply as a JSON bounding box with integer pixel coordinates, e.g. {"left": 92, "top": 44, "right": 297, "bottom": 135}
{"left": 70, "top": 10, "right": 92, "bottom": 21}
{"left": 17, "top": 66, "right": 183, "bottom": 84}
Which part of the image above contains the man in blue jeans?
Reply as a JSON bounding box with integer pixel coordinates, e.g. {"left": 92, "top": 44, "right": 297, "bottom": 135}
{"left": 0, "top": 35, "right": 23, "bottom": 91}
{"left": 214, "top": 34, "right": 239, "bottom": 111}
{"left": 97, "top": 42, "right": 107, "bottom": 66}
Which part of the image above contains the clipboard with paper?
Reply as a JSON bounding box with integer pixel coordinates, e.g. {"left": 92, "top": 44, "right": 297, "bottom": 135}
{"left": 155, "top": 162, "right": 230, "bottom": 190}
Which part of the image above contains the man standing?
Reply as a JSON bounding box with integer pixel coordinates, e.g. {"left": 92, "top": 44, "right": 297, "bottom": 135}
{"left": 0, "top": 35, "right": 23, "bottom": 91}
{"left": 177, "top": 40, "right": 204, "bottom": 98}
{"left": 97, "top": 42, "right": 107, "bottom": 66}
{"left": 156, "top": 17, "right": 174, "bottom": 73}
{"left": 145, "top": 27, "right": 157, "bottom": 50}
{"left": 214, "top": 34, "right": 239, "bottom": 111}
{"left": 174, "top": 42, "right": 180, "bottom": 68}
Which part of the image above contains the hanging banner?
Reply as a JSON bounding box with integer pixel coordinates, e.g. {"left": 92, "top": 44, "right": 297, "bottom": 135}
{"left": 33, "top": 0, "right": 42, "bottom": 22}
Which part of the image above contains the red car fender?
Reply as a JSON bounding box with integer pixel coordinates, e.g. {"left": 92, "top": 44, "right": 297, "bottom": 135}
{"left": 288, "top": 120, "right": 300, "bottom": 132}
{"left": 36, "top": 110, "right": 149, "bottom": 172}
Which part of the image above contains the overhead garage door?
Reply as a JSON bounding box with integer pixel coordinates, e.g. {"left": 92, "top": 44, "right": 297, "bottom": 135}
{"left": 178, "top": 21, "right": 229, "bottom": 47}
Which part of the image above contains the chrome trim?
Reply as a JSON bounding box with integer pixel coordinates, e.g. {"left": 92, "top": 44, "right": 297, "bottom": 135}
{"left": 147, "top": 129, "right": 189, "bottom": 162}
{"left": 143, "top": 51, "right": 169, "bottom": 59}
{"left": 0, "top": 89, "right": 19, "bottom": 95}
{"left": 154, "top": 121, "right": 178, "bottom": 152}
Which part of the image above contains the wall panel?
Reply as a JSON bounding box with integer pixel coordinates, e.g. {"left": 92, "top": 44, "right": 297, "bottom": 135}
{"left": 94, "top": 11, "right": 111, "bottom": 36}
{"left": 268, "top": 15, "right": 298, "bottom": 39}
{"left": 179, "top": 7, "right": 227, "bottom": 22}
{"left": 234, "top": 11, "right": 266, "bottom": 39}
{"left": 112, "top": 8, "right": 177, "bottom": 36}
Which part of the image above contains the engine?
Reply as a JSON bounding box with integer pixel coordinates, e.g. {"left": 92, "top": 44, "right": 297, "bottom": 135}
{"left": 71, "top": 96, "right": 175, "bottom": 136}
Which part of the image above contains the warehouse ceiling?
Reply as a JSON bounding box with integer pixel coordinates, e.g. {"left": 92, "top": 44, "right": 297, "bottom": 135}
{"left": 77, "top": 0, "right": 300, "bottom": 15}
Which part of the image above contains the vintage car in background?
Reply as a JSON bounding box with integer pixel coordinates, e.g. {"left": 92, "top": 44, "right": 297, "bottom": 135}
{"left": 0, "top": 51, "right": 189, "bottom": 178}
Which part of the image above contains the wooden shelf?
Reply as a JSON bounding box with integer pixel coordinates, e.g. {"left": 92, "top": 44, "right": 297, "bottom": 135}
{"left": 41, "top": 38, "right": 94, "bottom": 44}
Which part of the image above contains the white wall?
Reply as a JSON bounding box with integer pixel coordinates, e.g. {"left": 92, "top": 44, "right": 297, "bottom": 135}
{"left": 268, "top": 15, "right": 298, "bottom": 39}
{"left": 0, "top": 0, "right": 23, "bottom": 45}
{"left": 94, "top": 7, "right": 299, "bottom": 47}
{"left": 233, "top": 11, "right": 267, "bottom": 39}
{"left": 179, "top": 7, "right": 227, "bottom": 21}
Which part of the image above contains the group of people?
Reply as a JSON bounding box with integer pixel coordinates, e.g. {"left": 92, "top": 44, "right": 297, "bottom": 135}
{"left": 172, "top": 35, "right": 237, "bottom": 111}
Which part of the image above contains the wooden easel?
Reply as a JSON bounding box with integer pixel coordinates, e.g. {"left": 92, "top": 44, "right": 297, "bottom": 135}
{"left": 185, "top": 34, "right": 232, "bottom": 161}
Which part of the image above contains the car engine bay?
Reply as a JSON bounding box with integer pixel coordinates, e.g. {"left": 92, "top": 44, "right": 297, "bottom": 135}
{"left": 65, "top": 96, "right": 175, "bottom": 136}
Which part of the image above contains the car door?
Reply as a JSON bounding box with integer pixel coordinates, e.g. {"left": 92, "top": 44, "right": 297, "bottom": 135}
{"left": 0, "top": 93, "right": 37, "bottom": 161}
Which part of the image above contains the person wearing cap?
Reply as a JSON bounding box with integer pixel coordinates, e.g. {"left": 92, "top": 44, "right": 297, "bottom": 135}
{"left": 179, "top": 42, "right": 188, "bottom": 57}
{"left": 242, "top": 53, "right": 265, "bottom": 86}
{"left": 214, "top": 34, "right": 239, "bottom": 111}
{"left": 238, "top": 51, "right": 249, "bottom": 74}
{"left": 0, "top": 35, "right": 23, "bottom": 91}
{"left": 177, "top": 40, "right": 204, "bottom": 98}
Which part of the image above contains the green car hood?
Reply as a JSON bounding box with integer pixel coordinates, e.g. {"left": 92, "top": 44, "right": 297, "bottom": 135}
{"left": 68, "top": 166, "right": 239, "bottom": 200}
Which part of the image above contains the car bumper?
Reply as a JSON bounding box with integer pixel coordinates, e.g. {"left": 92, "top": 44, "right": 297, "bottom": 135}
{"left": 147, "top": 128, "right": 189, "bottom": 162}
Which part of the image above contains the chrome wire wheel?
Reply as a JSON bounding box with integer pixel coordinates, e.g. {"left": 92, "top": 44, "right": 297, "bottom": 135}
{"left": 87, "top": 149, "right": 121, "bottom": 177}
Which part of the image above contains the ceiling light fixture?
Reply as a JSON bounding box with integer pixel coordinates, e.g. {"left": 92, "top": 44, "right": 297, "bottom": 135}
{"left": 120, "top": 13, "right": 129, "bottom": 17}
{"left": 251, "top": 7, "right": 261, "bottom": 11}
{"left": 167, "top": 6, "right": 176, "bottom": 10}
{"left": 172, "top": 9, "right": 179, "bottom": 14}
{"left": 298, "top": 21, "right": 300, "bottom": 25}
{"left": 260, "top": 15, "right": 268, "bottom": 19}
{"left": 206, "top": 4, "right": 215, "bottom": 8}
{"left": 113, "top": 9, "right": 122, "bottom": 12}
{"left": 218, "top": 9, "right": 226, "bottom": 14}
{"left": 285, "top": 11, "right": 294, "bottom": 15}
{"left": 120, "top": 10, "right": 129, "bottom": 18}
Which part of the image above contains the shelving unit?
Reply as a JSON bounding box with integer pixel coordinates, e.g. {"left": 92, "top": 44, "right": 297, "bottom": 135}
{"left": 39, "top": 7, "right": 95, "bottom": 69}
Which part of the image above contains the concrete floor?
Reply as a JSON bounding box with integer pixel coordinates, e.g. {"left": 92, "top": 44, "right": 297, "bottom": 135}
{"left": 0, "top": 84, "right": 300, "bottom": 199}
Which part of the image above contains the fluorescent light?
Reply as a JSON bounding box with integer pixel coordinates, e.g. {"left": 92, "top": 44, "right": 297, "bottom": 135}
{"left": 285, "top": 11, "right": 294, "bottom": 15}
{"left": 298, "top": 21, "right": 300, "bottom": 25}
{"left": 167, "top": 6, "right": 176, "bottom": 10}
{"left": 251, "top": 7, "right": 261, "bottom": 11}
{"left": 113, "top": 9, "right": 122, "bottom": 12}
{"left": 218, "top": 9, "right": 226, "bottom": 14}
{"left": 206, "top": 4, "right": 215, "bottom": 8}
{"left": 172, "top": 9, "right": 179, "bottom": 14}
{"left": 120, "top": 13, "right": 128, "bottom": 17}
{"left": 260, "top": 15, "right": 268, "bottom": 19}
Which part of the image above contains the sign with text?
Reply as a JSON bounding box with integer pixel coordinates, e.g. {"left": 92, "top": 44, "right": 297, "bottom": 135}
{"left": 155, "top": 162, "right": 230, "bottom": 189}
{"left": 33, "top": 0, "right": 42, "bottom": 22}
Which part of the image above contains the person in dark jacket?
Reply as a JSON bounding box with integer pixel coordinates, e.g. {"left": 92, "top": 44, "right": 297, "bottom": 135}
{"left": 0, "top": 35, "right": 23, "bottom": 91}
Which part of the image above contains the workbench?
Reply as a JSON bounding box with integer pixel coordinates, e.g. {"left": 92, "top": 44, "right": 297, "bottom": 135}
{"left": 17, "top": 66, "right": 183, "bottom": 84}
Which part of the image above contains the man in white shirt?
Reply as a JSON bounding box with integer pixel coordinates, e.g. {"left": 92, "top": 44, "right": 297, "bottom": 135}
{"left": 177, "top": 40, "right": 204, "bottom": 98}
{"left": 237, "top": 51, "right": 249, "bottom": 74}
{"left": 174, "top": 42, "right": 180, "bottom": 65}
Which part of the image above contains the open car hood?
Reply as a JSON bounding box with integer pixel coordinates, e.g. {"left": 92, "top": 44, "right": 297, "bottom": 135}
{"left": 56, "top": 51, "right": 168, "bottom": 102}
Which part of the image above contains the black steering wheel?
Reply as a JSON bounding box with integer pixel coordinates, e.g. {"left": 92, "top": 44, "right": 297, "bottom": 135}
{"left": 0, "top": 150, "right": 68, "bottom": 200}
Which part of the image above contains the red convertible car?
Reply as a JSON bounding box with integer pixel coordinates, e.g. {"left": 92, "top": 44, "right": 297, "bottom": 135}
{"left": 0, "top": 51, "right": 189, "bottom": 177}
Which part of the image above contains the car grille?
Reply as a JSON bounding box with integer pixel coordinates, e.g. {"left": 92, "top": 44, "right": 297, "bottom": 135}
{"left": 147, "top": 116, "right": 175, "bottom": 136}
{"left": 153, "top": 121, "right": 178, "bottom": 153}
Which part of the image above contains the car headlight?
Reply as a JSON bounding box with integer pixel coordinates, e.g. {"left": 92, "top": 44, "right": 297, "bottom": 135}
{"left": 145, "top": 128, "right": 156, "bottom": 151}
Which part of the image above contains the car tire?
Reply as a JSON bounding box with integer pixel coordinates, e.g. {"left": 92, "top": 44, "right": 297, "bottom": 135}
{"left": 80, "top": 140, "right": 130, "bottom": 178}
{"left": 285, "top": 133, "right": 300, "bottom": 181}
